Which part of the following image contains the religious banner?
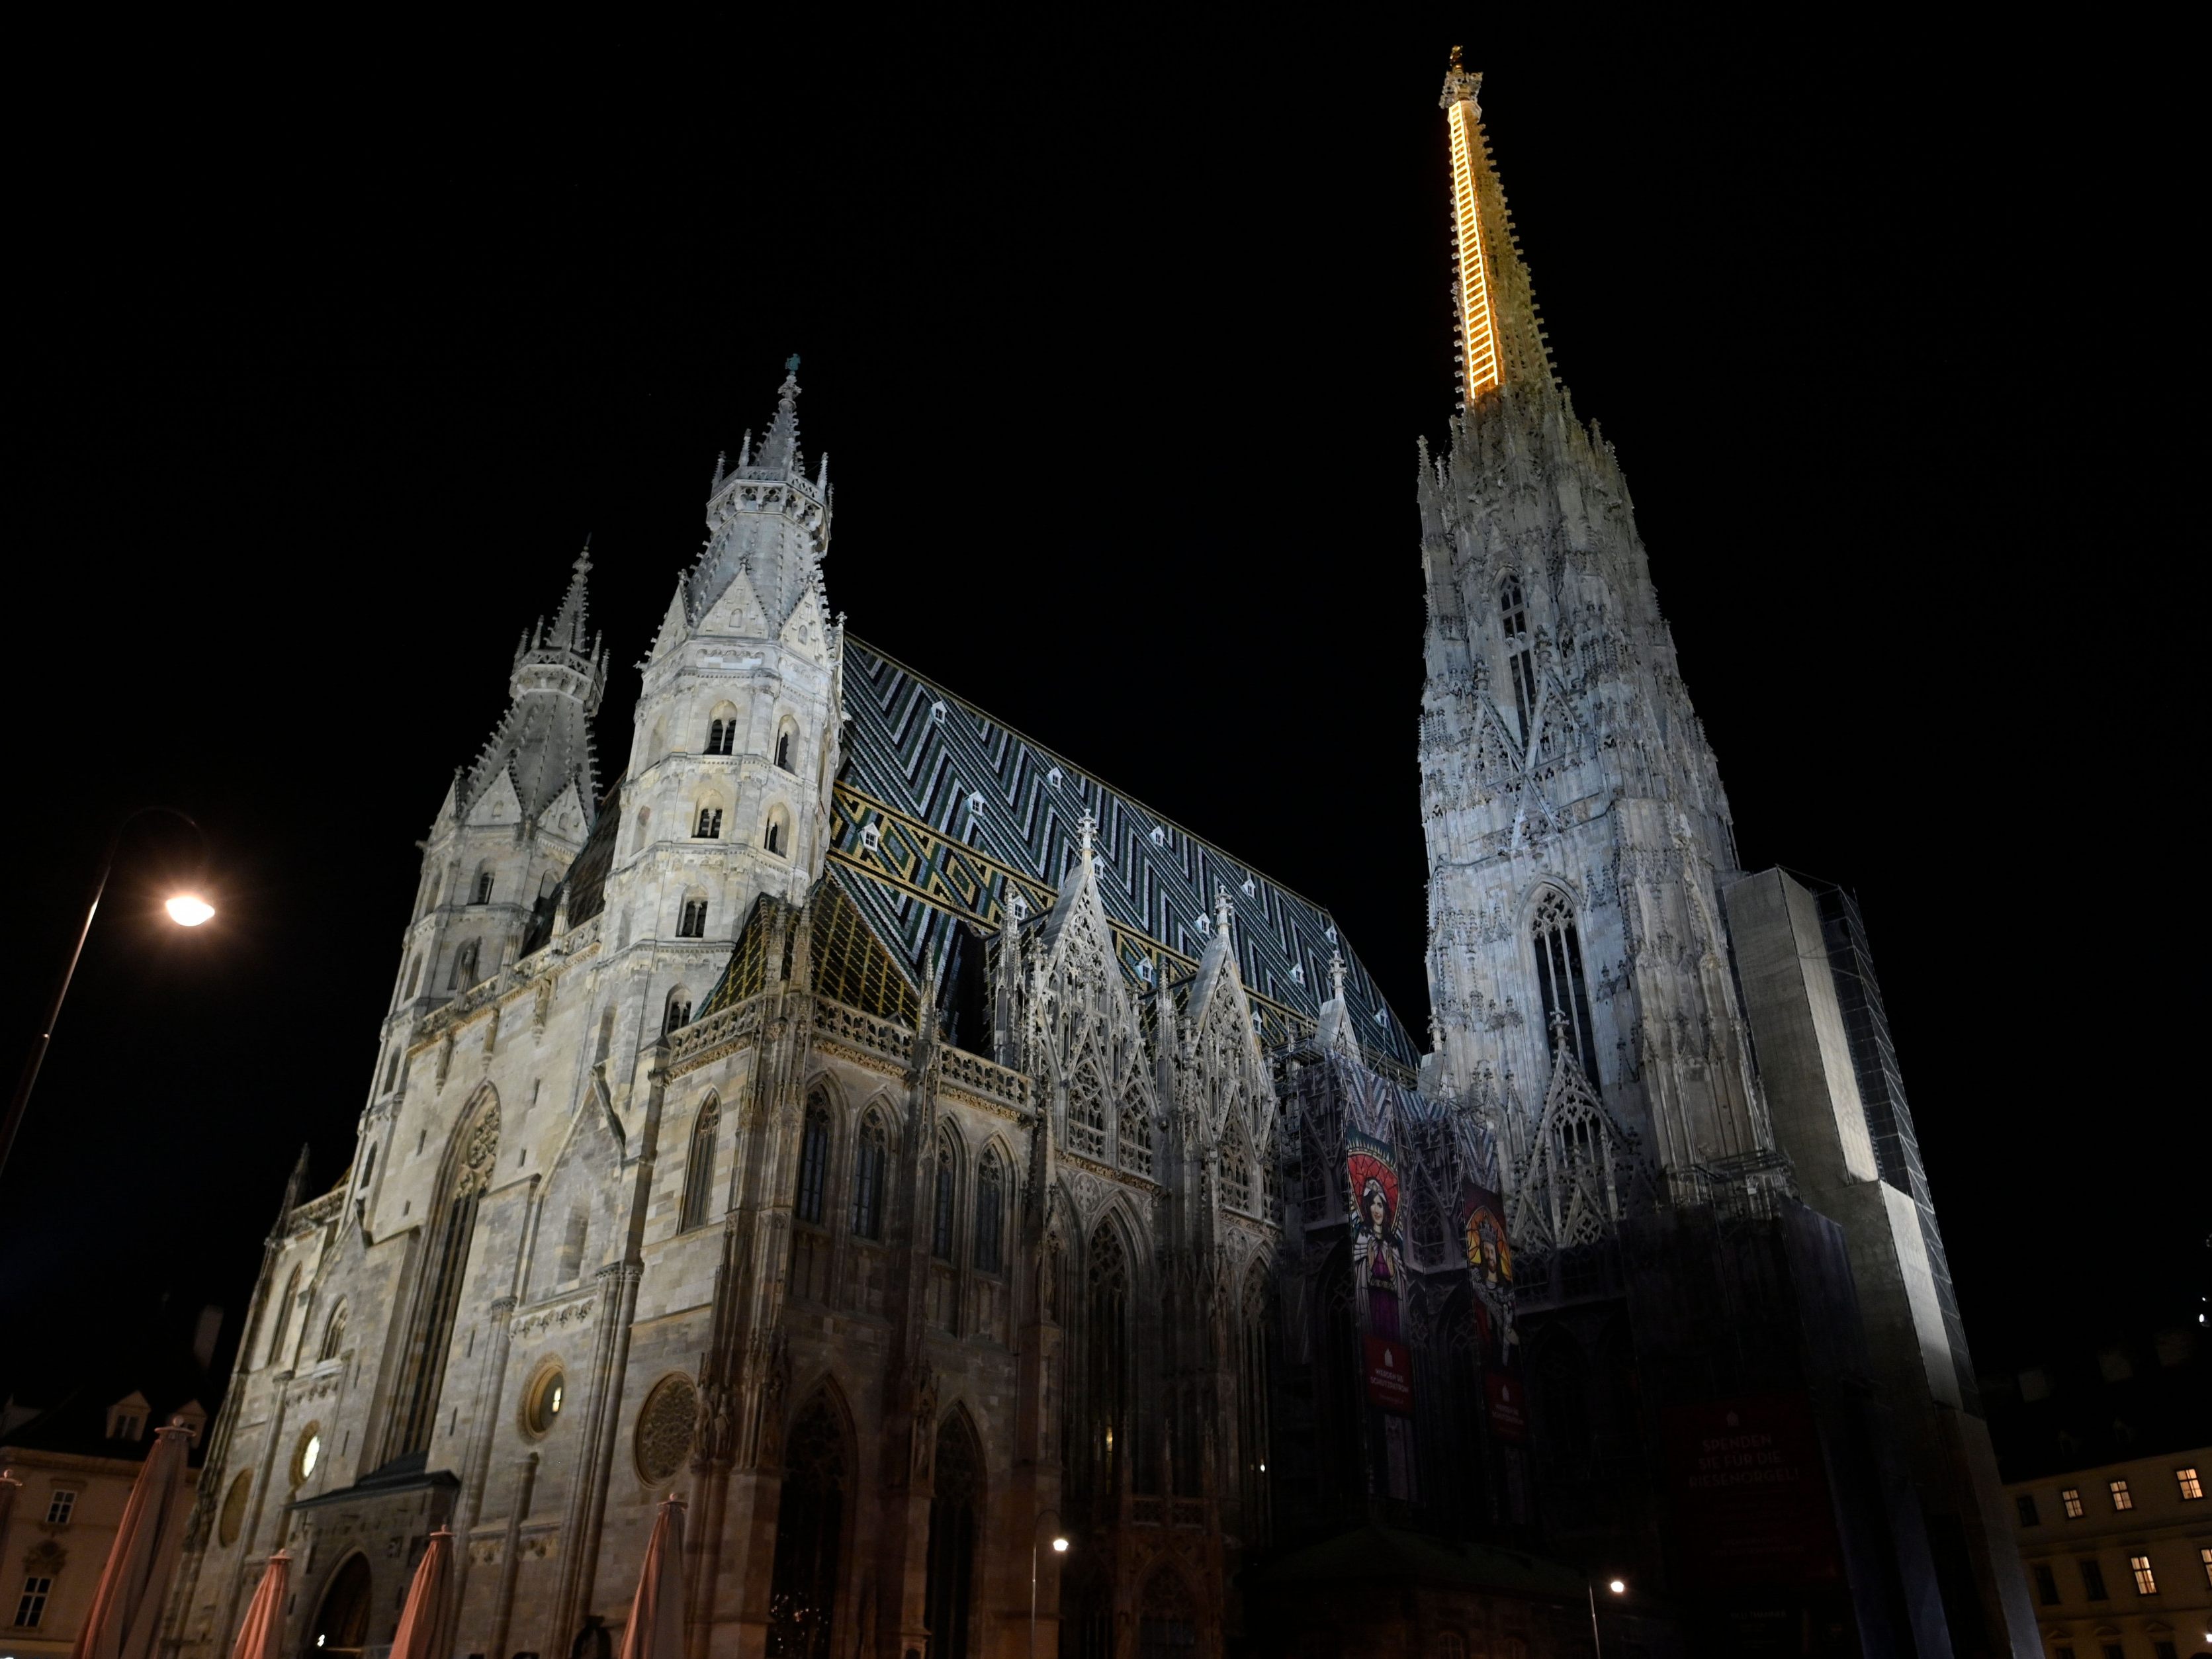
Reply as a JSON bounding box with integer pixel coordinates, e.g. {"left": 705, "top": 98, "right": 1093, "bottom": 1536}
{"left": 1483, "top": 1368, "right": 1527, "bottom": 1441}
{"left": 1661, "top": 1393, "right": 1842, "bottom": 1588}
{"left": 1364, "top": 1334, "right": 1414, "bottom": 1415}
{"left": 1458, "top": 1179, "right": 1511, "bottom": 1286}
{"left": 1345, "top": 1128, "right": 1409, "bottom": 1410}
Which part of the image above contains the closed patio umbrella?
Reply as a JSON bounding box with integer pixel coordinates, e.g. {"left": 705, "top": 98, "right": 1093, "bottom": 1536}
{"left": 72, "top": 1421, "right": 193, "bottom": 1659}
{"left": 615, "top": 1496, "right": 687, "bottom": 1659}
{"left": 229, "top": 1550, "right": 290, "bottom": 1659}
{"left": 390, "top": 1527, "right": 455, "bottom": 1659}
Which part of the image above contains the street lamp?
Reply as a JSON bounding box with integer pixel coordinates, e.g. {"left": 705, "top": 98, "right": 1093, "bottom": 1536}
{"left": 0, "top": 807, "right": 212, "bottom": 1185}
{"left": 1029, "top": 1509, "right": 1070, "bottom": 1659}
{"left": 1587, "top": 1574, "right": 1626, "bottom": 1656}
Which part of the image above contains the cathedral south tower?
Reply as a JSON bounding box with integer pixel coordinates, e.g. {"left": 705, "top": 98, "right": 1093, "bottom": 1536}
{"left": 1417, "top": 54, "right": 1771, "bottom": 1236}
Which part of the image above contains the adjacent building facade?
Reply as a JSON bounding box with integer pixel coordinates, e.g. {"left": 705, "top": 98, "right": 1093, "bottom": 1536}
{"left": 2006, "top": 1451, "right": 2212, "bottom": 1659}
{"left": 159, "top": 57, "right": 2037, "bottom": 1659}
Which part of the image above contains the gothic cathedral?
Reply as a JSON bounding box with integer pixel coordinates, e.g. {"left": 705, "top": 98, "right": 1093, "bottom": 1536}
{"left": 164, "top": 61, "right": 2039, "bottom": 1659}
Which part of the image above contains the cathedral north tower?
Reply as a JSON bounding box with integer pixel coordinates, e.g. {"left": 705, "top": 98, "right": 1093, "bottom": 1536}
{"left": 1417, "top": 56, "right": 1771, "bottom": 1228}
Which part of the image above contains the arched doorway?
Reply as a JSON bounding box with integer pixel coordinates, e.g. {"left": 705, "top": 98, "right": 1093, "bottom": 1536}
{"left": 766, "top": 1393, "right": 848, "bottom": 1659}
{"left": 303, "top": 1554, "right": 372, "bottom": 1659}
{"left": 1137, "top": 1567, "right": 1197, "bottom": 1659}
{"left": 924, "top": 1413, "right": 982, "bottom": 1658}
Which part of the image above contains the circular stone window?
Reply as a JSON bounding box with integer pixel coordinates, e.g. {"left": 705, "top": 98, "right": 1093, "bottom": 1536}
{"left": 635, "top": 1373, "right": 699, "bottom": 1486}
{"left": 523, "top": 1363, "right": 567, "bottom": 1437}
{"left": 292, "top": 1425, "right": 322, "bottom": 1487}
{"left": 218, "top": 1471, "right": 251, "bottom": 1545}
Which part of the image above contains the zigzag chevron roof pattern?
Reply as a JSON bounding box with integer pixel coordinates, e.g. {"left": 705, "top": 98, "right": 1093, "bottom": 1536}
{"left": 828, "top": 637, "right": 1421, "bottom": 1077}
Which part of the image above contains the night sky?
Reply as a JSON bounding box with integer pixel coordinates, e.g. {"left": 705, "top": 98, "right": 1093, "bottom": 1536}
{"left": 4, "top": 20, "right": 2197, "bottom": 1400}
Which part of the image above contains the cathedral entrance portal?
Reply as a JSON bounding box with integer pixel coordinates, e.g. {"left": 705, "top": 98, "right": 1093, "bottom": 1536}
{"left": 302, "top": 1554, "right": 371, "bottom": 1659}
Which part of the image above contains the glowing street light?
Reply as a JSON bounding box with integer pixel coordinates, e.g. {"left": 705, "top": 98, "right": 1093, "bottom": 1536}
{"left": 1030, "top": 1511, "right": 1071, "bottom": 1659}
{"left": 0, "top": 807, "right": 212, "bottom": 1186}
{"left": 1589, "top": 1575, "right": 1628, "bottom": 1655}
{"left": 1051, "top": 1536, "right": 1069, "bottom": 1553}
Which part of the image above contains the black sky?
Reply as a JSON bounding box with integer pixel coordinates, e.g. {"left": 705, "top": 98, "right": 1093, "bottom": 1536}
{"left": 3, "top": 17, "right": 2199, "bottom": 1398}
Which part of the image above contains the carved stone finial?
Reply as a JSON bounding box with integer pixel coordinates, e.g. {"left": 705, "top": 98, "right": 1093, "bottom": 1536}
{"left": 1215, "top": 885, "right": 1233, "bottom": 940}
{"left": 1329, "top": 950, "right": 1347, "bottom": 1005}
{"left": 1077, "top": 809, "right": 1096, "bottom": 860}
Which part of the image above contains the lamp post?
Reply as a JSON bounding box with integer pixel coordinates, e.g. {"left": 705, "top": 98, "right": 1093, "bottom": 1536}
{"left": 1586, "top": 1575, "right": 1626, "bottom": 1656}
{"left": 1028, "top": 1508, "right": 1069, "bottom": 1659}
{"left": 0, "top": 806, "right": 212, "bottom": 1185}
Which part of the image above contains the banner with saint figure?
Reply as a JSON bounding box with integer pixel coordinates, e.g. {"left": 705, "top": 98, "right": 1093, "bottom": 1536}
{"left": 1458, "top": 1178, "right": 1525, "bottom": 1441}
{"left": 1346, "top": 1130, "right": 1412, "bottom": 1413}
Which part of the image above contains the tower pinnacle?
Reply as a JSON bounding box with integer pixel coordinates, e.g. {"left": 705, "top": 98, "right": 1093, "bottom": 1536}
{"left": 1438, "top": 53, "right": 1551, "bottom": 407}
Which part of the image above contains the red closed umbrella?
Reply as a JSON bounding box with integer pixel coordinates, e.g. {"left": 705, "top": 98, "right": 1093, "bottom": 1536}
{"left": 72, "top": 1421, "right": 194, "bottom": 1659}
{"left": 229, "top": 1551, "right": 290, "bottom": 1659}
{"left": 390, "top": 1527, "right": 455, "bottom": 1659}
{"left": 616, "top": 1496, "right": 687, "bottom": 1659}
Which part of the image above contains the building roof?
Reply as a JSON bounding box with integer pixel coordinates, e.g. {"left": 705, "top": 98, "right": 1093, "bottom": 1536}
{"left": 826, "top": 637, "right": 1421, "bottom": 1075}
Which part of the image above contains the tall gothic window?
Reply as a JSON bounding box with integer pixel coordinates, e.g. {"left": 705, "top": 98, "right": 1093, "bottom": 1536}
{"left": 706, "top": 717, "right": 735, "bottom": 756}
{"left": 931, "top": 1136, "right": 957, "bottom": 1261}
{"left": 1067, "top": 1063, "right": 1106, "bottom": 1159}
{"left": 383, "top": 1093, "right": 498, "bottom": 1462}
{"left": 850, "top": 1113, "right": 886, "bottom": 1241}
{"left": 1118, "top": 1099, "right": 1154, "bottom": 1177}
{"left": 924, "top": 1415, "right": 981, "bottom": 1659}
{"left": 695, "top": 805, "right": 723, "bottom": 839}
{"left": 473, "top": 868, "right": 495, "bottom": 905}
{"left": 1236, "top": 1264, "right": 1272, "bottom": 1544}
{"left": 775, "top": 728, "right": 795, "bottom": 771}
{"left": 973, "top": 1147, "right": 1005, "bottom": 1274}
{"left": 1084, "top": 1224, "right": 1131, "bottom": 1505}
{"left": 320, "top": 1300, "right": 348, "bottom": 1362}
{"left": 767, "top": 1394, "right": 847, "bottom": 1658}
{"left": 795, "top": 1103, "right": 830, "bottom": 1226}
{"left": 678, "top": 898, "right": 709, "bottom": 938}
{"left": 764, "top": 814, "right": 785, "bottom": 856}
{"left": 1530, "top": 889, "right": 1599, "bottom": 1083}
{"left": 1220, "top": 1123, "right": 1253, "bottom": 1213}
{"left": 265, "top": 1266, "right": 301, "bottom": 1368}
{"left": 447, "top": 939, "right": 480, "bottom": 989}
{"left": 1501, "top": 575, "right": 1536, "bottom": 743}
{"left": 664, "top": 988, "right": 693, "bottom": 1034}
{"left": 681, "top": 1097, "right": 720, "bottom": 1232}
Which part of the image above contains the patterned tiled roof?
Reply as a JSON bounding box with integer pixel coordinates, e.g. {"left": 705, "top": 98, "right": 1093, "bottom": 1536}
{"left": 829, "top": 638, "right": 1421, "bottom": 1075}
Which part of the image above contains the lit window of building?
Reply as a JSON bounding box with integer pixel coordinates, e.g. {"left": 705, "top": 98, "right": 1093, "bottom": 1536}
{"left": 2128, "top": 1553, "right": 2156, "bottom": 1594}
{"left": 2109, "top": 1478, "right": 2134, "bottom": 1511}
{"left": 2176, "top": 1466, "right": 2203, "bottom": 1500}
{"left": 2061, "top": 1487, "right": 2085, "bottom": 1517}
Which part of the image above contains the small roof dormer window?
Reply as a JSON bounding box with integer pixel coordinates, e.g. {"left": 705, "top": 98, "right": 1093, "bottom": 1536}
{"left": 106, "top": 1392, "right": 151, "bottom": 1441}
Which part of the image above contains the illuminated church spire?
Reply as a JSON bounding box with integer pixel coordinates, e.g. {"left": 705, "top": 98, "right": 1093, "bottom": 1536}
{"left": 1439, "top": 48, "right": 1554, "bottom": 407}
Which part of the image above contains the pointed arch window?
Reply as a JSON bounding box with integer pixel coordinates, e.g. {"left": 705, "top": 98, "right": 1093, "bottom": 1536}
{"left": 382, "top": 1094, "right": 497, "bottom": 1462}
{"left": 850, "top": 1112, "right": 887, "bottom": 1240}
{"left": 682, "top": 1097, "right": 721, "bottom": 1232}
{"left": 1530, "top": 888, "right": 1600, "bottom": 1083}
{"left": 695, "top": 805, "right": 723, "bottom": 839}
{"left": 1501, "top": 575, "right": 1536, "bottom": 743}
{"left": 931, "top": 1135, "right": 957, "bottom": 1261}
{"left": 678, "top": 898, "right": 709, "bottom": 938}
{"left": 1117, "top": 1099, "right": 1154, "bottom": 1177}
{"left": 473, "top": 867, "right": 495, "bottom": 905}
{"left": 1067, "top": 1063, "right": 1106, "bottom": 1160}
{"left": 447, "top": 939, "right": 481, "bottom": 989}
{"left": 794, "top": 1100, "right": 830, "bottom": 1226}
{"left": 664, "top": 988, "right": 693, "bottom": 1034}
{"left": 705, "top": 715, "right": 736, "bottom": 756}
{"left": 265, "top": 1265, "right": 301, "bottom": 1368}
{"left": 924, "top": 1415, "right": 981, "bottom": 1659}
{"left": 319, "top": 1300, "right": 348, "bottom": 1362}
{"left": 1084, "top": 1224, "right": 1132, "bottom": 1504}
{"left": 774, "top": 726, "right": 795, "bottom": 772}
{"left": 973, "top": 1147, "right": 1005, "bottom": 1274}
{"left": 767, "top": 1396, "right": 848, "bottom": 1657}
{"left": 1220, "top": 1123, "right": 1253, "bottom": 1213}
